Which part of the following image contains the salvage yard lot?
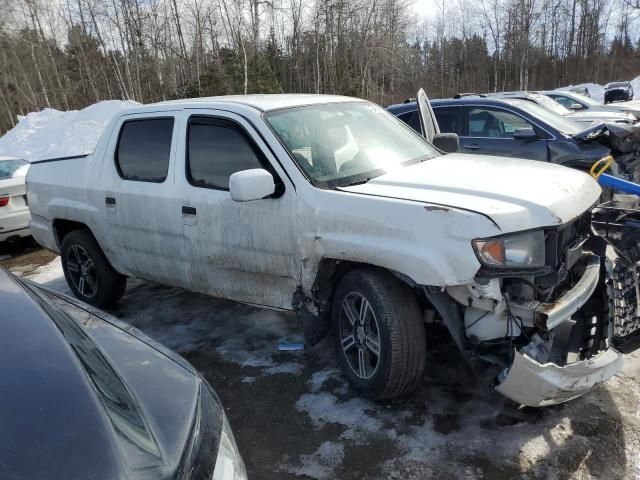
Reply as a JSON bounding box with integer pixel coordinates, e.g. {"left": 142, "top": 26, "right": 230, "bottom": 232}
{"left": 3, "top": 241, "right": 640, "bottom": 480}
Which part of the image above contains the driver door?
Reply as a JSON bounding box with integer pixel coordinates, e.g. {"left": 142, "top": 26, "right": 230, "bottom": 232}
{"left": 174, "top": 109, "right": 300, "bottom": 310}
{"left": 416, "top": 88, "right": 441, "bottom": 142}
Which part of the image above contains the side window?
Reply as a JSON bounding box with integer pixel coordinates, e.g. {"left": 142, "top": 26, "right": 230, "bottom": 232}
{"left": 466, "top": 108, "right": 533, "bottom": 138}
{"left": 187, "top": 117, "right": 265, "bottom": 190}
{"left": 433, "top": 107, "right": 459, "bottom": 134}
{"left": 116, "top": 118, "right": 174, "bottom": 182}
{"left": 397, "top": 110, "right": 422, "bottom": 135}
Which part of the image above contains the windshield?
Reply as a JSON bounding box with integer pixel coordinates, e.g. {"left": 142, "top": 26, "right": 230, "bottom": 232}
{"left": 530, "top": 94, "right": 571, "bottom": 115}
{"left": 265, "top": 102, "right": 439, "bottom": 188}
{"left": 608, "top": 82, "right": 628, "bottom": 89}
{"left": 0, "top": 158, "right": 28, "bottom": 180}
{"left": 561, "top": 91, "right": 600, "bottom": 106}
{"left": 505, "top": 99, "right": 583, "bottom": 136}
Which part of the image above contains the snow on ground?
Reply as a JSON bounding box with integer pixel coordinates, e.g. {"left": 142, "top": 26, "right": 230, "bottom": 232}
{"left": 284, "top": 441, "right": 345, "bottom": 480}
{"left": 0, "top": 100, "right": 139, "bottom": 162}
{"left": 12, "top": 255, "right": 640, "bottom": 479}
{"left": 23, "top": 256, "right": 305, "bottom": 376}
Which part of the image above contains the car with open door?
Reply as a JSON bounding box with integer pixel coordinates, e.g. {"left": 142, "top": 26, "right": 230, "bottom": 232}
{"left": 388, "top": 94, "right": 640, "bottom": 181}
{"left": 0, "top": 267, "right": 246, "bottom": 480}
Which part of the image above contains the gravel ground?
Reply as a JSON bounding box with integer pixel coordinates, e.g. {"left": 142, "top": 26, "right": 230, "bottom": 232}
{"left": 2, "top": 239, "right": 639, "bottom": 480}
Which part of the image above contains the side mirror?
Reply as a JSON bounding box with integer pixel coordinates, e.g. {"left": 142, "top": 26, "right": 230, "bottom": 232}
{"left": 512, "top": 127, "right": 538, "bottom": 140}
{"left": 570, "top": 103, "right": 583, "bottom": 110}
{"left": 432, "top": 133, "right": 460, "bottom": 153}
{"left": 229, "top": 169, "right": 275, "bottom": 202}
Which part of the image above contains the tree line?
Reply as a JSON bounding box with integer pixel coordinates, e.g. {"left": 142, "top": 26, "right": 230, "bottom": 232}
{"left": 0, "top": 0, "right": 639, "bottom": 134}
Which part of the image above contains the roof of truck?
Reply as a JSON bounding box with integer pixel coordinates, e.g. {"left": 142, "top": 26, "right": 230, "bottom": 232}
{"left": 152, "top": 94, "right": 365, "bottom": 112}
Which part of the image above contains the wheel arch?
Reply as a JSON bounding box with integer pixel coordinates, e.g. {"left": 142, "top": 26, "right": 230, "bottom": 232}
{"left": 52, "top": 219, "right": 92, "bottom": 248}
{"left": 52, "top": 219, "right": 119, "bottom": 273}
{"left": 311, "top": 258, "right": 428, "bottom": 317}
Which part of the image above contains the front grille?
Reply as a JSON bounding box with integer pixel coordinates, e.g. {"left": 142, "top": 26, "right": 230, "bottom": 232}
{"left": 537, "top": 212, "right": 591, "bottom": 289}
{"left": 608, "top": 259, "right": 640, "bottom": 353}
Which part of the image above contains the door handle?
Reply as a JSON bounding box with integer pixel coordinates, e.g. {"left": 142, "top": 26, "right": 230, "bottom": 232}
{"left": 465, "top": 143, "right": 483, "bottom": 151}
{"left": 182, "top": 205, "right": 197, "bottom": 215}
{"left": 105, "top": 196, "right": 116, "bottom": 213}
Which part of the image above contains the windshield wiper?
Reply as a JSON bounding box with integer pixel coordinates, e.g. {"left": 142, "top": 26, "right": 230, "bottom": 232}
{"left": 340, "top": 178, "right": 372, "bottom": 187}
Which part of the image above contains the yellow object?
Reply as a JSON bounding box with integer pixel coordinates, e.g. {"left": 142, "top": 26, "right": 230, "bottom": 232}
{"left": 590, "top": 156, "right": 613, "bottom": 179}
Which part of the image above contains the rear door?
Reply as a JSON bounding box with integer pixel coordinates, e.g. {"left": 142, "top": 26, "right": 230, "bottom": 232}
{"left": 99, "top": 112, "right": 187, "bottom": 284}
{"left": 460, "top": 105, "right": 548, "bottom": 161}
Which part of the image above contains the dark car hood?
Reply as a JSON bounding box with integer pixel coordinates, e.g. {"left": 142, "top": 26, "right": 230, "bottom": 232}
{"left": 0, "top": 272, "right": 208, "bottom": 480}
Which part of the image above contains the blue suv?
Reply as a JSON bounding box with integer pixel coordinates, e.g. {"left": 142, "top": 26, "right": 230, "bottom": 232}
{"left": 388, "top": 95, "right": 640, "bottom": 180}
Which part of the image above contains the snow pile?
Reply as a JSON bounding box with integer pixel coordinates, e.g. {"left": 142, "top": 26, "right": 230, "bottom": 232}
{"left": 0, "top": 100, "right": 139, "bottom": 162}
{"left": 554, "top": 82, "right": 606, "bottom": 102}
{"left": 630, "top": 75, "right": 640, "bottom": 100}
{"left": 556, "top": 75, "right": 640, "bottom": 103}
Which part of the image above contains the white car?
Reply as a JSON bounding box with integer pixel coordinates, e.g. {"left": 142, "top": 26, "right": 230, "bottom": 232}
{"left": 26, "top": 93, "right": 627, "bottom": 407}
{"left": 0, "top": 156, "right": 30, "bottom": 242}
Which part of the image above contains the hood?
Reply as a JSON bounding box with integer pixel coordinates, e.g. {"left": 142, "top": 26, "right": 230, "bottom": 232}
{"left": 573, "top": 122, "right": 640, "bottom": 154}
{"left": 0, "top": 271, "right": 209, "bottom": 480}
{"left": 570, "top": 110, "right": 634, "bottom": 123}
{"left": 606, "top": 85, "right": 632, "bottom": 92}
{"left": 338, "top": 154, "right": 601, "bottom": 232}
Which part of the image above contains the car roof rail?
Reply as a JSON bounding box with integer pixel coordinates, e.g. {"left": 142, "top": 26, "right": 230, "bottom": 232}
{"left": 403, "top": 98, "right": 416, "bottom": 104}
{"left": 453, "top": 93, "right": 483, "bottom": 99}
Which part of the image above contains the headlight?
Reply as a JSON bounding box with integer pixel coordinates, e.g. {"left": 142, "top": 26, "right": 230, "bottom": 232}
{"left": 213, "top": 414, "right": 247, "bottom": 480}
{"left": 472, "top": 230, "right": 545, "bottom": 269}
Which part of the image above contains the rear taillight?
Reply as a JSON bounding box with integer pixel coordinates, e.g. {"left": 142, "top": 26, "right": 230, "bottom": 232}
{"left": 0, "top": 197, "right": 9, "bottom": 207}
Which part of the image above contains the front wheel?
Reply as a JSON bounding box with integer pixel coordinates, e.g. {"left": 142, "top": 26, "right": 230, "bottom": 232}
{"left": 61, "top": 229, "right": 126, "bottom": 308}
{"left": 331, "top": 269, "right": 427, "bottom": 399}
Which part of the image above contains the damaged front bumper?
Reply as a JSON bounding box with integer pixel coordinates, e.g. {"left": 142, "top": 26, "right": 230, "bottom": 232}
{"left": 495, "top": 348, "right": 623, "bottom": 407}
{"left": 496, "top": 254, "right": 625, "bottom": 406}
{"left": 532, "top": 254, "right": 601, "bottom": 330}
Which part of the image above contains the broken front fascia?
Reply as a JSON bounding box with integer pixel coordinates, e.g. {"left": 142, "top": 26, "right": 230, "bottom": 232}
{"left": 495, "top": 348, "right": 622, "bottom": 407}
{"left": 446, "top": 254, "right": 623, "bottom": 407}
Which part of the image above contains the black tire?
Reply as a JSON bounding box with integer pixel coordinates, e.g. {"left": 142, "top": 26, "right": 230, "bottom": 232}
{"left": 331, "top": 268, "right": 426, "bottom": 399}
{"left": 60, "top": 229, "right": 126, "bottom": 308}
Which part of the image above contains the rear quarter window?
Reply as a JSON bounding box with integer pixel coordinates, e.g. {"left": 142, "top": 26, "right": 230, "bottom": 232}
{"left": 115, "top": 118, "right": 174, "bottom": 182}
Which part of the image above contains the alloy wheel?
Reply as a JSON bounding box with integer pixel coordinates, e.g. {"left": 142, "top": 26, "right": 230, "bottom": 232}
{"left": 339, "top": 291, "right": 381, "bottom": 379}
{"left": 66, "top": 244, "right": 99, "bottom": 298}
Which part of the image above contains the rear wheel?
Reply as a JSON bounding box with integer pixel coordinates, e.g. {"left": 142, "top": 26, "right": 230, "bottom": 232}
{"left": 332, "top": 268, "right": 426, "bottom": 399}
{"left": 61, "top": 229, "right": 126, "bottom": 308}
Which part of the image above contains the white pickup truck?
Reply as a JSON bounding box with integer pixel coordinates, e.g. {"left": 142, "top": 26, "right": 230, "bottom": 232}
{"left": 27, "top": 93, "right": 625, "bottom": 406}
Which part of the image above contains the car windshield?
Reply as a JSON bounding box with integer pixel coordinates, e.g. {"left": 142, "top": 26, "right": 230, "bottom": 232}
{"left": 0, "top": 158, "right": 28, "bottom": 180}
{"left": 563, "top": 92, "right": 600, "bottom": 106}
{"left": 265, "top": 102, "right": 439, "bottom": 188}
{"left": 608, "top": 82, "right": 628, "bottom": 89}
{"left": 531, "top": 94, "right": 571, "bottom": 115}
{"left": 506, "top": 99, "right": 583, "bottom": 136}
